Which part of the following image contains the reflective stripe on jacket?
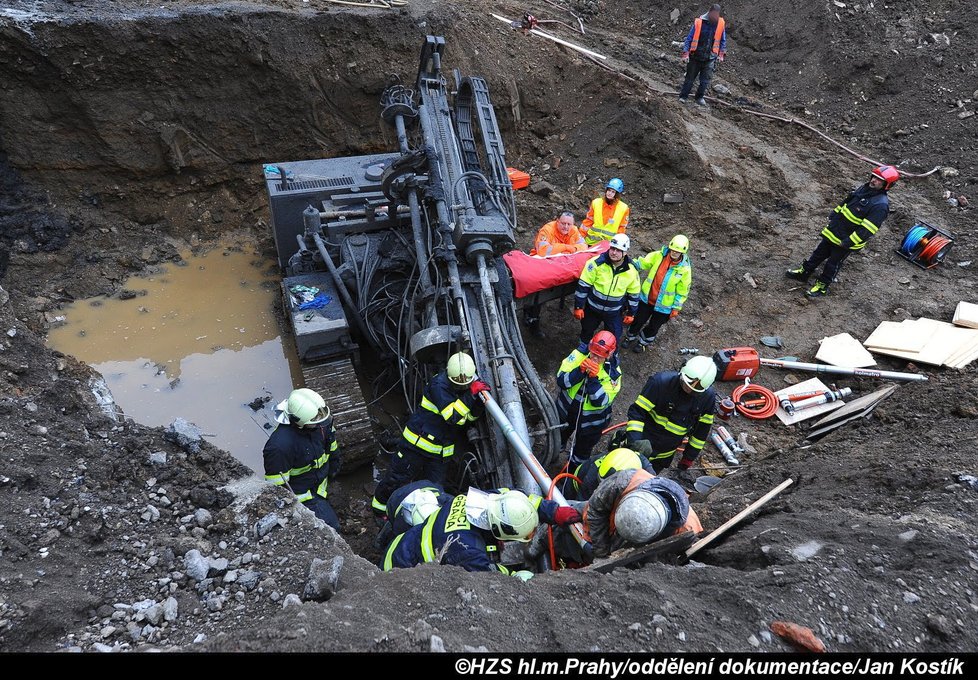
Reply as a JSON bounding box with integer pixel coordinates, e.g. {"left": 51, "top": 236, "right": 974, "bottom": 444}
{"left": 263, "top": 420, "right": 340, "bottom": 502}
{"left": 582, "top": 197, "right": 629, "bottom": 245}
{"left": 636, "top": 247, "right": 692, "bottom": 312}
{"left": 555, "top": 345, "right": 622, "bottom": 432}
{"left": 626, "top": 371, "right": 716, "bottom": 463}
{"left": 821, "top": 183, "right": 890, "bottom": 250}
{"left": 400, "top": 372, "right": 481, "bottom": 458}
{"left": 574, "top": 252, "right": 641, "bottom": 315}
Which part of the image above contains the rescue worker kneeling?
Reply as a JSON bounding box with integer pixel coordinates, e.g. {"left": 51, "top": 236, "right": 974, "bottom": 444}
{"left": 565, "top": 446, "right": 656, "bottom": 501}
{"left": 381, "top": 487, "right": 581, "bottom": 577}
{"left": 586, "top": 469, "right": 702, "bottom": 559}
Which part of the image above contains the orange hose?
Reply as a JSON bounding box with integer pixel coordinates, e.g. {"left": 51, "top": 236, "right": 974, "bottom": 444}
{"left": 732, "top": 383, "right": 779, "bottom": 420}
{"left": 546, "top": 471, "right": 582, "bottom": 570}
{"left": 919, "top": 235, "right": 950, "bottom": 265}
{"left": 602, "top": 421, "right": 627, "bottom": 435}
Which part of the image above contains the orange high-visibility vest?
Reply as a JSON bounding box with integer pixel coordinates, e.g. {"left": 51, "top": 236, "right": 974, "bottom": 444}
{"left": 582, "top": 469, "right": 703, "bottom": 540}
{"left": 690, "top": 16, "right": 725, "bottom": 56}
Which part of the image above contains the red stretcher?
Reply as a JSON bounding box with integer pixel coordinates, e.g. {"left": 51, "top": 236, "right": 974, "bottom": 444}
{"left": 502, "top": 242, "right": 609, "bottom": 299}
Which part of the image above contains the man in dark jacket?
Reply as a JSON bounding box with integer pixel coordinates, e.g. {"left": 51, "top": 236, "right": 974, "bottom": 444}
{"left": 371, "top": 352, "right": 489, "bottom": 517}
{"left": 626, "top": 356, "right": 717, "bottom": 473}
{"left": 786, "top": 165, "right": 899, "bottom": 297}
{"left": 678, "top": 4, "right": 728, "bottom": 106}
{"left": 263, "top": 388, "right": 341, "bottom": 528}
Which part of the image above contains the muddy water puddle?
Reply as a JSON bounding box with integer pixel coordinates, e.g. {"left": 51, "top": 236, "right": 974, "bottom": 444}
{"left": 47, "top": 244, "right": 301, "bottom": 472}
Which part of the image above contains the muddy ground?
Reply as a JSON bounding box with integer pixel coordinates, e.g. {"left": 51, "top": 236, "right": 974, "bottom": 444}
{"left": 1, "top": 0, "right": 977, "bottom": 652}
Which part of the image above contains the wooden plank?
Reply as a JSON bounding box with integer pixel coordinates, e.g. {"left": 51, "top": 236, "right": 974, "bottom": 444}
{"left": 806, "top": 399, "right": 888, "bottom": 441}
{"left": 815, "top": 332, "right": 876, "bottom": 368}
{"left": 863, "top": 319, "right": 938, "bottom": 352}
{"left": 774, "top": 378, "right": 845, "bottom": 425}
{"left": 869, "top": 323, "right": 978, "bottom": 366}
{"left": 944, "top": 335, "right": 978, "bottom": 367}
{"left": 685, "top": 479, "right": 794, "bottom": 559}
{"left": 588, "top": 531, "right": 698, "bottom": 573}
{"left": 953, "top": 301, "right": 978, "bottom": 329}
{"left": 809, "top": 385, "right": 897, "bottom": 429}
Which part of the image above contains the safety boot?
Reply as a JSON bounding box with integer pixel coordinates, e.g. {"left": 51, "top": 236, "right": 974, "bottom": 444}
{"left": 785, "top": 266, "right": 811, "bottom": 282}
{"left": 695, "top": 97, "right": 708, "bottom": 107}
{"left": 633, "top": 333, "right": 655, "bottom": 353}
{"left": 621, "top": 333, "right": 639, "bottom": 349}
{"left": 805, "top": 281, "right": 829, "bottom": 298}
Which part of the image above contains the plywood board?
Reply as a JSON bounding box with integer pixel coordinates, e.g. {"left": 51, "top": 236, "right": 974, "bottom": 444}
{"left": 953, "top": 301, "right": 978, "bottom": 329}
{"left": 815, "top": 332, "right": 876, "bottom": 368}
{"left": 947, "top": 341, "right": 978, "bottom": 369}
{"left": 774, "top": 378, "right": 846, "bottom": 425}
{"left": 863, "top": 319, "right": 939, "bottom": 353}
{"left": 809, "top": 385, "right": 897, "bottom": 429}
{"left": 945, "top": 335, "right": 978, "bottom": 367}
{"left": 867, "top": 320, "right": 978, "bottom": 367}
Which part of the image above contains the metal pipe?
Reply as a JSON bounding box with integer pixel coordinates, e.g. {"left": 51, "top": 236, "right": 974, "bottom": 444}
{"left": 716, "top": 425, "right": 743, "bottom": 454}
{"left": 319, "top": 205, "right": 410, "bottom": 220}
{"left": 759, "top": 358, "right": 928, "bottom": 383}
{"left": 475, "top": 253, "right": 536, "bottom": 493}
{"left": 478, "top": 391, "right": 590, "bottom": 552}
{"left": 311, "top": 232, "right": 373, "bottom": 341}
{"left": 710, "top": 432, "right": 739, "bottom": 466}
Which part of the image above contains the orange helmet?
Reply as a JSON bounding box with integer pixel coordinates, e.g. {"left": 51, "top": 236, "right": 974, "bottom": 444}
{"left": 871, "top": 165, "right": 899, "bottom": 190}
{"left": 588, "top": 331, "right": 617, "bottom": 359}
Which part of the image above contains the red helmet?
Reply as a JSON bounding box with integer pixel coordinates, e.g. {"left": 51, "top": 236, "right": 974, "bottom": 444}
{"left": 871, "top": 165, "right": 900, "bottom": 190}
{"left": 588, "top": 331, "right": 617, "bottom": 359}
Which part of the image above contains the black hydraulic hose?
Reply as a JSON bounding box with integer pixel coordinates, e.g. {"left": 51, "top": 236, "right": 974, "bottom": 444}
{"left": 311, "top": 233, "right": 373, "bottom": 342}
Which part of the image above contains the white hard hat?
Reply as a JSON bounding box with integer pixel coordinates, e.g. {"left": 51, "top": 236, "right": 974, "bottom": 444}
{"left": 609, "top": 234, "right": 630, "bottom": 253}
{"left": 614, "top": 490, "right": 670, "bottom": 544}
{"left": 679, "top": 355, "right": 718, "bottom": 392}
{"left": 486, "top": 490, "right": 539, "bottom": 542}
{"left": 447, "top": 352, "right": 476, "bottom": 386}
{"left": 398, "top": 488, "right": 442, "bottom": 527}
{"left": 276, "top": 388, "right": 329, "bottom": 427}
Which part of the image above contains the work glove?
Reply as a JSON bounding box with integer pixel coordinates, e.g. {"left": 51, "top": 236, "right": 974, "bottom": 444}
{"left": 623, "top": 315, "right": 635, "bottom": 326}
{"left": 470, "top": 380, "right": 491, "bottom": 396}
{"left": 512, "top": 570, "right": 534, "bottom": 582}
{"left": 573, "top": 308, "right": 585, "bottom": 321}
{"left": 718, "top": 51, "right": 725, "bottom": 62}
{"left": 677, "top": 457, "right": 695, "bottom": 471}
{"left": 580, "top": 358, "right": 600, "bottom": 377}
{"left": 670, "top": 309, "right": 680, "bottom": 319}
{"left": 631, "top": 439, "right": 654, "bottom": 457}
{"left": 553, "top": 506, "right": 583, "bottom": 527}
{"left": 681, "top": 51, "right": 690, "bottom": 63}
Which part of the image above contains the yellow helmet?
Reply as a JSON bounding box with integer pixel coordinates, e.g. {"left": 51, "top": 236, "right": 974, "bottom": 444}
{"left": 668, "top": 234, "right": 690, "bottom": 254}
{"left": 447, "top": 352, "right": 476, "bottom": 386}
{"left": 598, "top": 448, "right": 642, "bottom": 479}
{"left": 486, "top": 490, "right": 538, "bottom": 542}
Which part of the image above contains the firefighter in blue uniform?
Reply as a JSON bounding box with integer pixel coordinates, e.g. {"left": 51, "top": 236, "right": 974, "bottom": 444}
{"left": 371, "top": 352, "right": 489, "bottom": 517}
{"left": 786, "top": 165, "right": 898, "bottom": 297}
{"left": 263, "top": 388, "right": 342, "bottom": 529}
{"left": 381, "top": 488, "right": 581, "bottom": 576}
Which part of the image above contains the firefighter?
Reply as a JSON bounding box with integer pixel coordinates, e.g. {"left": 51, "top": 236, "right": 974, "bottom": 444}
{"left": 581, "top": 178, "right": 630, "bottom": 246}
{"left": 523, "top": 211, "right": 588, "bottom": 338}
{"left": 786, "top": 165, "right": 898, "bottom": 298}
{"left": 381, "top": 488, "right": 582, "bottom": 576}
{"left": 566, "top": 447, "right": 655, "bottom": 501}
{"left": 556, "top": 330, "right": 622, "bottom": 478}
{"left": 263, "top": 388, "right": 342, "bottom": 529}
{"left": 586, "top": 468, "right": 702, "bottom": 559}
{"left": 371, "top": 352, "right": 489, "bottom": 517}
{"left": 623, "top": 234, "right": 692, "bottom": 353}
{"left": 678, "top": 4, "right": 727, "bottom": 107}
{"left": 626, "top": 355, "right": 717, "bottom": 474}
{"left": 573, "top": 233, "right": 641, "bottom": 344}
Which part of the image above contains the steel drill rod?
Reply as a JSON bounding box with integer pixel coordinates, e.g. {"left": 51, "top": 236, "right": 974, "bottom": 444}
{"left": 759, "top": 358, "right": 927, "bottom": 382}
{"left": 478, "top": 391, "right": 590, "bottom": 550}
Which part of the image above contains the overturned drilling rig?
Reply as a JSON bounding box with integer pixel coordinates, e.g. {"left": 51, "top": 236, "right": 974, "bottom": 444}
{"left": 264, "top": 37, "right": 560, "bottom": 494}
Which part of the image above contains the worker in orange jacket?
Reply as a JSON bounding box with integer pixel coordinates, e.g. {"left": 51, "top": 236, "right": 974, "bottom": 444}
{"left": 523, "top": 211, "right": 587, "bottom": 338}
{"left": 581, "top": 178, "right": 630, "bottom": 246}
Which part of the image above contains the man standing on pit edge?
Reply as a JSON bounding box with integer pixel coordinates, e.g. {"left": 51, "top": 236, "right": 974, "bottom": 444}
{"left": 678, "top": 4, "right": 727, "bottom": 107}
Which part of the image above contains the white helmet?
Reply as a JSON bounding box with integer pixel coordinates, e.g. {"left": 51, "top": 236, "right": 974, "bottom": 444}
{"left": 609, "top": 234, "right": 630, "bottom": 253}
{"left": 486, "top": 490, "right": 539, "bottom": 542}
{"left": 679, "top": 355, "right": 718, "bottom": 392}
{"left": 398, "top": 488, "right": 442, "bottom": 527}
{"left": 447, "top": 352, "right": 476, "bottom": 386}
{"left": 276, "top": 388, "right": 330, "bottom": 427}
{"left": 614, "top": 490, "right": 670, "bottom": 544}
